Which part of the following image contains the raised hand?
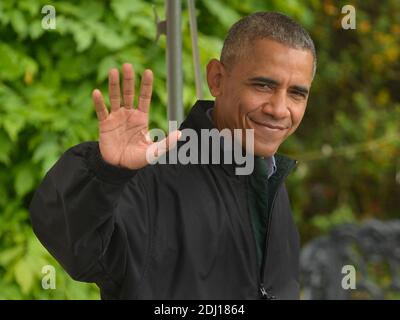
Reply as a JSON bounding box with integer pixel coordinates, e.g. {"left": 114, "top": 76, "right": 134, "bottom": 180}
{"left": 92, "top": 64, "right": 181, "bottom": 170}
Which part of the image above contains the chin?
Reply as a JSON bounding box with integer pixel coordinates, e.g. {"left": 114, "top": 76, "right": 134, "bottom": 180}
{"left": 251, "top": 142, "right": 278, "bottom": 157}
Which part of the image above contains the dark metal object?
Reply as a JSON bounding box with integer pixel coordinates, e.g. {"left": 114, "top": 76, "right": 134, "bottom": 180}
{"left": 300, "top": 219, "right": 400, "bottom": 300}
{"left": 153, "top": 5, "right": 166, "bottom": 43}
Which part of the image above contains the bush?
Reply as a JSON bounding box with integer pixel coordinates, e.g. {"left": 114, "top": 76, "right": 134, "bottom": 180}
{"left": 0, "top": 0, "right": 398, "bottom": 299}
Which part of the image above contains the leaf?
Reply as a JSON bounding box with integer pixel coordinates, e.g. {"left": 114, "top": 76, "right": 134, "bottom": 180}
{"left": 97, "top": 56, "right": 118, "bottom": 82}
{"left": 0, "top": 247, "right": 24, "bottom": 266}
{"left": 32, "top": 140, "right": 60, "bottom": 163}
{"left": 2, "top": 113, "right": 25, "bottom": 142}
{"left": 41, "top": 154, "right": 60, "bottom": 176}
{"left": 0, "top": 130, "right": 12, "bottom": 165}
{"left": 90, "top": 22, "right": 126, "bottom": 50}
{"left": 54, "top": 2, "right": 81, "bottom": 17}
{"left": 0, "top": 280, "right": 23, "bottom": 299}
{"left": 29, "top": 20, "right": 45, "bottom": 40}
{"left": 18, "top": 0, "right": 41, "bottom": 17}
{"left": 14, "top": 164, "right": 35, "bottom": 197}
{"left": 14, "top": 259, "right": 34, "bottom": 295}
{"left": 31, "top": 139, "right": 61, "bottom": 177}
{"left": 57, "top": 54, "right": 92, "bottom": 81}
{"left": 202, "top": 0, "right": 241, "bottom": 29}
{"left": 0, "top": 178, "right": 8, "bottom": 207}
{"left": 76, "top": 1, "right": 104, "bottom": 21}
{"left": 0, "top": 1, "right": 10, "bottom": 25}
{"left": 10, "top": 10, "right": 27, "bottom": 38}
{"left": 0, "top": 44, "right": 24, "bottom": 80}
{"left": 110, "top": 0, "right": 148, "bottom": 21}
{"left": 21, "top": 55, "right": 39, "bottom": 79}
{"left": 70, "top": 22, "right": 93, "bottom": 52}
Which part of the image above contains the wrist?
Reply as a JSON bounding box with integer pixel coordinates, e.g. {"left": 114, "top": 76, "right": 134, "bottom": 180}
{"left": 88, "top": 143, "right": 137, "bottom": 184}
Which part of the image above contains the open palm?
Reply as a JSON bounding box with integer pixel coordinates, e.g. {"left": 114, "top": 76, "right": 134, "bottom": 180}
{"left": 92, "top": 64, "right": 181, "bottom": 170}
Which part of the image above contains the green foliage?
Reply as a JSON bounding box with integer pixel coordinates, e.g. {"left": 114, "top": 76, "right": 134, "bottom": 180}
{"left": 280, "top": 0, "right": 400, "bottom": 243}
{"left": 0, "top": 0, "right": 399, "bottom": 299}
{"left": 310, "top": 204, "right": 356, "bottom": 233}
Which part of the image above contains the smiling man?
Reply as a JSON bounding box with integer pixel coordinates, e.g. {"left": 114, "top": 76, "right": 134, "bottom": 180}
{"left": 29, "top": 12, "right": 316, "bottom": 300}
{"left": 208, "top": 14, "right": 315, "bottom": 158}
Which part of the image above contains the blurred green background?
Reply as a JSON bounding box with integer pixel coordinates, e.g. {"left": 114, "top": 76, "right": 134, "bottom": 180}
{"left": 0, "top": 0, "right": 399, "bottom": 299}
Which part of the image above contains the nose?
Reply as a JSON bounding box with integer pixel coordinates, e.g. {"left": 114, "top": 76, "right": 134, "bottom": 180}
{"left": 262, "top": 89, "right": 290, "bottom": 119}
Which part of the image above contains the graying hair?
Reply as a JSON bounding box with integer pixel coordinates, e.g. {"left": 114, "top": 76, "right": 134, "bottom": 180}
{"left": 221, "top": 12, "right": 317, "bottom": 78}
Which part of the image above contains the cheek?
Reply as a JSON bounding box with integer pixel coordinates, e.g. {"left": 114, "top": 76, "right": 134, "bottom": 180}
{"left": 239, "top": 92, "right": 267, "bottom": 116}
{"left": 288, "top": 106, "right": 306, "bottom": 133}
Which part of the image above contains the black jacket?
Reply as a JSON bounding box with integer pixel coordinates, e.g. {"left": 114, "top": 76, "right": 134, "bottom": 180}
{"left": 29, "top": 100, "right": 300, "bottom": 299}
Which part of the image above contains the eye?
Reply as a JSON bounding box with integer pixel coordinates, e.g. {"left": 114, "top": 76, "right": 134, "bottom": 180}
{"left": 289, "top": 91, "right": 306, "bottom": 101}
{"left": 253, "top": 83, "right": 274, "bottom": 91}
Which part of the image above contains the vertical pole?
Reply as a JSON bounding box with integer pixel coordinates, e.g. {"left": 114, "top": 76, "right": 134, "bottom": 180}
{"left": 187, "top": 0, "right": 203, "bottom": 100}
{"left": 166, "top": 0, "right": 183, "bottom": 126}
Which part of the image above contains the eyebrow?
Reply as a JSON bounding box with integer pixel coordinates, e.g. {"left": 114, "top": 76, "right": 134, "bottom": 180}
{"left": 248, "top": 76, "right": 309, "bottom": 96}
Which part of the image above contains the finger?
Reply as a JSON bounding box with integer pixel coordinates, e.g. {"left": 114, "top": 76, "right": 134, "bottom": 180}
{"left": 122, "top": 63, "right": 135, "bottom": 109}
{"left": 108, "top": 68, "right": 121, "bottom": 112}
{"left": 92, "top": 89, "right": 109, "bottom": 121}
{"left": 137, "top": 69, "right": 153, "bottom": 113}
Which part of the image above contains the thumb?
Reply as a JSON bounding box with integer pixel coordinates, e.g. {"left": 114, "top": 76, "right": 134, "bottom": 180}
{"left": 146, "top": 130, "right": 182, "bottom": 164}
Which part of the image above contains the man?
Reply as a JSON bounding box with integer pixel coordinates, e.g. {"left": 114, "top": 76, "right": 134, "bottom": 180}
{"left": 29, "top": 12, "right": 316, "bottom": 299}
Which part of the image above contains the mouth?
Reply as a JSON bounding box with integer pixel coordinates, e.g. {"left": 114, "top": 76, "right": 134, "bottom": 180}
{"left": 249, "top": 118, "right": 286, "bottom": 131}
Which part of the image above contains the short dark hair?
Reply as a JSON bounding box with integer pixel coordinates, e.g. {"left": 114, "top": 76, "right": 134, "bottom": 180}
{"left": 221, "top": 12, "right": 317, "bottom": 77}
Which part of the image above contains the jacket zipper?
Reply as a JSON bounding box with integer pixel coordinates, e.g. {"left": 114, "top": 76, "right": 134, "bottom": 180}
{"left": 257, "top": 159, "right": 298, "bottom": 300}
{"left": 245, "top": 175, "right": 268, "bottom": 299}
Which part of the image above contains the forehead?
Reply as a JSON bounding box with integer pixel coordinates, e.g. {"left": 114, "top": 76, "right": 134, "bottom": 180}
{"left": 233, "top": 39, "right": 314, "bottom": 84}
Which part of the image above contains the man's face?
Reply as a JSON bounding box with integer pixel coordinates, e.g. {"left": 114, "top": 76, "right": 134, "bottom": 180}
{"left": 207, "top": 39, "right": 314, "bottom": 157}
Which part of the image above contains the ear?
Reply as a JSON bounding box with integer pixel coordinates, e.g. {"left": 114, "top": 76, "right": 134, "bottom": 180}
{"left": 206, "top": 59, "right": 225, "bottom": 97}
